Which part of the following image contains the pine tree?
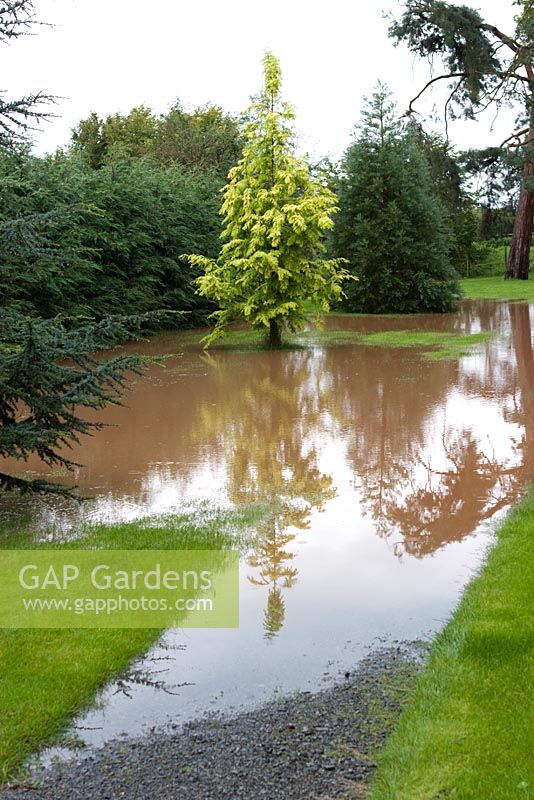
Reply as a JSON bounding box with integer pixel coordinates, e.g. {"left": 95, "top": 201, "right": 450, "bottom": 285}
{"left": 187, "top": 53, "right": 349, "bottom": 348}
{"left": 389, "top": 0, "right": 534, "bottom": 280}
{"left": 333, "top": 85, "right": 461, "bottom": 314}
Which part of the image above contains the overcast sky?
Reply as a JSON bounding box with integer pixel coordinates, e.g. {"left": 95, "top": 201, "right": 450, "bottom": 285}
{"left": 1, "top": 0, "right": 521, "bottom": 159}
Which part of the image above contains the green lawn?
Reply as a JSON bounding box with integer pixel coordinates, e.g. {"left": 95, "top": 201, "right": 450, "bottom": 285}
{"left": 193, "top": 326, "right": 491, "bottom": 360}
{"left": 0, "top": 505, "right": 261, "bottom": 785}
{"left": 356, "top": 330, "right": 491, "bottom": 360}
{"left": 369, "top": 496, "right": 534, "bottom": 800}
{"left": 461, "top": 276, "right": 534, "bottom": 302}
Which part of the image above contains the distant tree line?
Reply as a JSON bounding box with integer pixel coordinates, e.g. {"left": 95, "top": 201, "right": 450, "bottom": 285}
{"left": 1, "top": 7, "right": 529, "bottom": 330}
{"left": 0, "top": 102, "right": 244, "bottom": 326}
{"left": 71, "top": 103, "right": 242, "bottom": 175}
{"left": 0, "top": 91, "right": 518, "bottom": 326}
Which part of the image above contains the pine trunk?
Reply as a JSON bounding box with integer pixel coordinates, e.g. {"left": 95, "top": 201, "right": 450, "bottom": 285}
{"left": 506, "top": 126, "right": 534, "bottom": 280}
{"left": 510, "top": 303, "right": 534, "bottom": 465}
{"left": 268, "top": 319, "right": 282, "bottom": 348}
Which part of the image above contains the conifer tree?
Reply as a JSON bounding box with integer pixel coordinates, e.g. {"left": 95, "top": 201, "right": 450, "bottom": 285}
{"left": 187, "top": 53, "right": 349, "bottom": 348}
{"left": 0, "top": 0, "right": 164, "bottom": 495}
{"left": 0, "top": 312, "right": 154, "bottom": 495}
{"left": 389, "top": 0, "right": 534, "bottom": 280}
{"left": 333, "top": 85, "right": 461, "bottom": 314}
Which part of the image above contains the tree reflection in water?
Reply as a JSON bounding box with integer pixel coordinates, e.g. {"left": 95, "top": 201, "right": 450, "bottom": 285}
{"left": 2, "top": 302, "right": 533, "bottom": 638}
{"left": 331, "top": 302, "right": 534, "bottom": 558}
{"left": 172, "top": 304, "right": 534, "bottom": 631}
{"left": 193, "top": 351, "right": 336, "bottom": 638}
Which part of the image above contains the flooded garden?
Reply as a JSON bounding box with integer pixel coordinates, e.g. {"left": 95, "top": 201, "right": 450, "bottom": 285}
{"left": 2, "top": 2, "right": 532, "bottom": 795}
{"left": 2, "top": 299, "right": 532, "bottom": 756}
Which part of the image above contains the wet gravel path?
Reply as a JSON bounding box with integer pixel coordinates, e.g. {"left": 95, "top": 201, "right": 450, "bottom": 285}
{"left": 2, "top": 645, "right": 425, "bottom": 800}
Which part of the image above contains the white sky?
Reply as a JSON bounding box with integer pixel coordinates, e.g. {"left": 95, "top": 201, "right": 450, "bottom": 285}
{"left": 1, "top": 0, "right": 521, "bottom": 160}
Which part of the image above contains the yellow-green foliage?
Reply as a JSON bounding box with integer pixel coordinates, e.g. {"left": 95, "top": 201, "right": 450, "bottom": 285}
{"left": 187, "top": 53, "right": 349, "bottom": 347}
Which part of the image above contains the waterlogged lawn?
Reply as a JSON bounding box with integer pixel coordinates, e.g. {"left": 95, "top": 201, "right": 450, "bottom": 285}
{"left": 199, "top": 326, "right": 492, "bottom": 360}
{"left": 353, "top": 330, "right": 492, "bottom": 360}
{"left": 461, "top": 276, "right": 534, "bottom": 302}
{"left": 369, "top": 496, "right": 534, "bottom": 800}
{"left": 0, "top": 505, "right": 262, "bottom": 785}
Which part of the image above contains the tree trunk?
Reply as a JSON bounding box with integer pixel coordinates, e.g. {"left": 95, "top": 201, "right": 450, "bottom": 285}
{"left": 268, "top": 319, "right": 282, "bottom": 348}
{"left": 510, "top": 303, "right": 534, "bottom": 475}
{"left": 506, "top": 126, "right": 534, "bottom": 280}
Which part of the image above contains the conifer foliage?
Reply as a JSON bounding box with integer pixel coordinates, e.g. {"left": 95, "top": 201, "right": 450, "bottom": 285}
{"left": 389, "top": 0, "right": 534, "bottom": 280}
{"left": 0, "top": 312, "right": 156, "bottom": 495}
{"left": 187, "top": 53, "right": 349, "bottom": 348}
{"left": 333, "top": 86, "right": 461, "bottom": 314}
{"left": 0, "top": 0, "right": 163, "bottom": 495}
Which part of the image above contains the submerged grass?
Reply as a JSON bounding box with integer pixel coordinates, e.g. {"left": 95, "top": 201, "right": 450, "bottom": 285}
{"left": 0, "top": 504, "right": 263, "bottom": 785}
{"left": 357, "top": 330, "right": 492, "bottom": 360}
{"left": 461, "top": 276, "right": 534, "bottom": 302}
{"left": 199, "top": 326, "right": 491, "bottom": 360}
{"left": 368, "top": 496, "right": 534, "bottom": 800}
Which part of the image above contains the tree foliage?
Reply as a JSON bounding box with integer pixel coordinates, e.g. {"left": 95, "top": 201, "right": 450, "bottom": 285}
{"left": 461, "top": 146, "right": 520, "bottom": 240}
{"left": 390, "top": 2, "right": 502, "bottom": 113}
{"left": 0, "top": 149, "right": 221, "bottom": 323}
{"left": 0, "top": 312, "right": 157, "bottom": 495}
{"left": 389, "top": 0, "right": 534, "bottom": 280}
{"left": 187, "top": 53, "right": 349, "bottom": 348}
{"left": 332, "top": 85, "right": 461, "bottom": 313}
{"left": 418, "top": 133, "right": 479, "bottom": 273}
{"left": 71, "top": 102, "right": 242, "bottom": 177}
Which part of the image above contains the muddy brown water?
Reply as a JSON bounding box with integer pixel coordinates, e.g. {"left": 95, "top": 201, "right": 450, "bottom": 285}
{"left": 1, "top": 299, "right": 533, "bottom": 750}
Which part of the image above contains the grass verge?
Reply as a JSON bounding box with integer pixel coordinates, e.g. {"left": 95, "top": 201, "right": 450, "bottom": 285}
{"left": 461, "top": 276, "right": 534, "bottom": 302}
{"left": 0, "top": 504, "right": 261, "bottom": 785}
{"left": 368, "top": 496, "right": 534, "bottom": 800}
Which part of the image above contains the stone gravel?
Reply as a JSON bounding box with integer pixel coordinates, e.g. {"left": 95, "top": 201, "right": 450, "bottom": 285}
{"left": 2, "top": 645, "right": 425, "bottom": 800}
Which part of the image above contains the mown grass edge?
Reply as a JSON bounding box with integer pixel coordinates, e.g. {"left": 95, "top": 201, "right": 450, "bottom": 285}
{"left": 368, "top": 495, "right": 534, "bottom": 800}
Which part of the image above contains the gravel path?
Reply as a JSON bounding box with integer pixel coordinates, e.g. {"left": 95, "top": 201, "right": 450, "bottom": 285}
{"left": 2, "top": 645, "right": 424, "bottom": 800}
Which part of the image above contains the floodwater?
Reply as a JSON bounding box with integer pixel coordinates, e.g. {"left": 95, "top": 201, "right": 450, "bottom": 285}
{"left": 2, "top": 300, "right": 534, "bottom": 749}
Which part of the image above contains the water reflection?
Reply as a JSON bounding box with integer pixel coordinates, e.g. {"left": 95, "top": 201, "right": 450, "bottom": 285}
{"left": 509, "top": 303, "right": 534, "bottom": 463}
{"left": 324, "top": 304, "right": 533, "bottom": 559}
{"left": 5, "top": 300, "right": 534, "bottom": 743}
{"left": 1, "top": 301, "right": 533, "bottom": 636}
{"left": 190, "top": 352, "right": 337, "bottom": 638}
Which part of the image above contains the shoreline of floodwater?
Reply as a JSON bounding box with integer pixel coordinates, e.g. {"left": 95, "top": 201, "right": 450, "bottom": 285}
{"left": 1, "top": 644, "right": 425, "bottom": 799}
{"left": 368, "top": 494, "right": 534, "bottom": 800}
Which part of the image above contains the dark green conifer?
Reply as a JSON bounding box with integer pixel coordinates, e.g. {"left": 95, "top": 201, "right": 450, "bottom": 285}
{"left": 333, "top": 85, "right": 461, "bottom": 314}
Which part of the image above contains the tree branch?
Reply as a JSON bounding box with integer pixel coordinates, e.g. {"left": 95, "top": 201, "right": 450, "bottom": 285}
{"left": 479, "top": 22, "right": 520, "bottom": 54}
{"left": 508, "top": 73, "right": 531, "bottom": 84}
{"left": 472, "top": 64, "right": 526, "bottom": 118}
{"left": 0, "top": 0, "right": 37, "bottom": 42}
{"left": 406, "top": 72, "right": 467, "bottom": 115}
{"left": 0, "top": 90, "right": 56, "bottom": 148}
{"left": 501, "top": 127, "right": 530, "bottom": 148}
{"left": 506, "top": 136, "right": 534, "bottom": 149}
{"left": 444, "top": 76, "right": 467, "bottom": 141}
